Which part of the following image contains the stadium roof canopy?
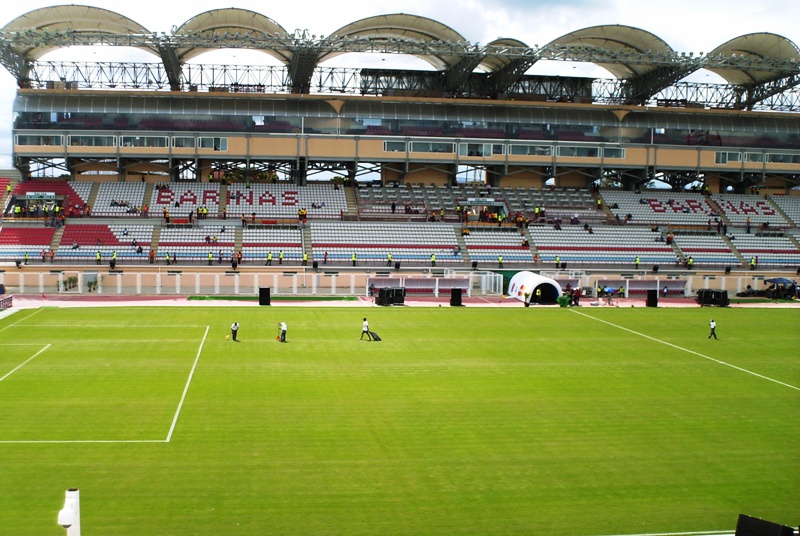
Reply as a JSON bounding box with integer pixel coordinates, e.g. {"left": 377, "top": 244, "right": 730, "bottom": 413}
{"left": 321, "top": 14, "right": 467, "bottom": 70}
{"left": 2, "top": 5, "right": 156, "bottom": 59}
{"left": 547, "top": 25, "right": 675, "bottom": 79}
{"left": 0, "top": 6, "right": 797, "bottom": 106}
{"left": 707, "top": 33, "right": 800, "bottom": 85}
{"left": 174, "top": 8, "right": 291, "bottom": 64}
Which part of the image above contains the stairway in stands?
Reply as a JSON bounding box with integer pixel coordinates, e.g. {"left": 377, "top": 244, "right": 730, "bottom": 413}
{"left": 454, "top": 227, "right": 471, "bottom": 266}
{"left": 343, "top": 186, "right": 357, "bottom": 219}
{"left": 150, "top": 227, "right": 161, "bottom": 258}
{"left": 85, "top": 182, "right": 100, "bottom": 210}
{"left": 302, "top": 224, "right": 313, "bottom": 262}
{"left": 50, "top": 225, "right": 66, "bottom": 253}
{"left": 219, "top": 183, "right": 228, "bottom": 218}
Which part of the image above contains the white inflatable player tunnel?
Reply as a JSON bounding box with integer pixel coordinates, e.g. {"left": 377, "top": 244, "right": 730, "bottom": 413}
{"left": 507, "top": 271, "right": 564, "bottom": 305}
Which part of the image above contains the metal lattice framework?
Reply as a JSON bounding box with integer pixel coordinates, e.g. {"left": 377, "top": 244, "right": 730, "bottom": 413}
{"left": 1, "top": 28, "right": 798, "bottom": 110}
{"left": 19, "top": 61, "right": 800, "bottom": 112}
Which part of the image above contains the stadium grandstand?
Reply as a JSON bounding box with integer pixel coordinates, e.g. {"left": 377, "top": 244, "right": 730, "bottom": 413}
{"left": 0, "top": 5, "right": 798, "bottom": 282}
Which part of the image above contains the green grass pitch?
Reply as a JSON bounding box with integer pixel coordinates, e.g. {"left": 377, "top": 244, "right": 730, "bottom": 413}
{"left": 0, "top": 305, "right": 798, "bottom": 535}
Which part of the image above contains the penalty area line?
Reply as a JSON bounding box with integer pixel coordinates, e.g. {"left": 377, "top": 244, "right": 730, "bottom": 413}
{"left": 165, "top": 325, "right": 209, "bottom": 442}
{"left": 0, "top": 308, "right": 43, "bottom": 333}
{"left": 591, "top": 530, "right": 734, "bottom": 536}
{"left": 570, "top": 309, "right": 800, "bottom": 392}
{"left": 0, "top": 439, "right": 166, "bottom": 444}
{"left": 0, "top": 344, "right": 51, "bottom": 383}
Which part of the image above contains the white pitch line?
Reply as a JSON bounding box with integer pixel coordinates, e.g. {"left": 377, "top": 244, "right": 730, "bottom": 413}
{"left": 0, "top": 344, "right": 51, "bottom": 383}
{"left": 570, "top": 309, "right": 800, "bottom": 392}
{"left": 592, "top": 530, "right": 733, "bottom": 536}
{"left": 0, "top": 308, "right": 43, "bottom": 333}
{"left": 0, "top": 439, "right": 165, "bottom": 444}
{"left": 165, "top": 325, "right": 209, "bottom": 442}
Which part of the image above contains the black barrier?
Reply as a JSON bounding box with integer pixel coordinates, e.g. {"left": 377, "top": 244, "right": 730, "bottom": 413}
{"left": 735, "top": 513, "right": 794, "bottom": 536}
{"left": 394, "top": 261, "right": 401, "bottom": 271}
{"left": 696, "top": 289, "right": 729, "bottom": 307}
{"left": 450, "top": 288, "right": 462, "bottom": 306}
{"left": 471, "top": 261, "right": 478, "bottom": 269}
{"left": 312, "top": 260, "right": 318, "bottom": 270}
{"left": 393, "top": 287, "right": 405, "bottom": 305}
{"left": 258, "top": 287, "right": 271, "bottom": 306}
{"left": 377, "top": 287, "right": 393, "bottom": 306}
{"left": 652, "top": 265, "right": 659, "bottom": 273}
{"left": 646, "top": 289, "right": 658, "bottom": 307}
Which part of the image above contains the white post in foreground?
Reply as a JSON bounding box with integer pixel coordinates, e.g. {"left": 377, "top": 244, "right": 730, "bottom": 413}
{"left": 57, "top": 488, "right": 81, "bottom": 535}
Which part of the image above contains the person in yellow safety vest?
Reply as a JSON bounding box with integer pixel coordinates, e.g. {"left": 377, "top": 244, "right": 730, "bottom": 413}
{"left": 431, "top": 253, "right": 436, "bottom": 267}
{"left": 96, "top": 251, "right": 101, "bottom": 265}
{"left": 635, "top": 256, "right": 640, "bottom": 269}
{"left": 112, "top": 251, "right": 117, "bottom": 262}
{"left": 14, "top": 205, "right": 20, "bottom": 216}
{"left": 352, "top": 252, "right": 357, "bottom": 266}
{"left": 266, "top": 252, "right": 273, "bottom": 266}
{"left": 165, "top": 252, "right": 171, "bottom": 265}
{"left": 555, "top": 255, "right": 560, "bottom": 268}
{"left": 24, "top": 251, "right": 29, "bottom": 265}
{"left": 597, "top": 198, "right": 603, "bottom": 210}
{"left": 208, "top": 251, "right": 213, "bottom": 266}
{"left": 687, "top": 256, "right": 694, "bottom": 270}
{"left": 386, "top": 252, "right": 392, "bottom": 266}
{"left": 749, "top": 256, "right": 756, "bottom": 270}
{"left": 279, "top": 250, "right": 284, "bottom": 265}
{"left": 498, "top": 255, "right": 503, "bottom": 268}
{"left": 302, "top": 252, "right": 308, "bottom": 266}
{"left": 535, "top": 287, "right": 542, "bottom": 303}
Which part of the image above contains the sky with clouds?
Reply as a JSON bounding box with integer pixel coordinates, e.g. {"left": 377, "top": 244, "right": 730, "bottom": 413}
{"left": 0, "top": 0, "right": 796, "bottom": 168}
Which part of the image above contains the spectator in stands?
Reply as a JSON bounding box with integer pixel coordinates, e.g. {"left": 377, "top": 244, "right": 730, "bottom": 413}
{"left": 237, "top": 251, "right": 243, "bottom": 265}
{"left": 149, "top": 250, "right": 155, "bottom": 264}
{"left": 587, "top": 226, "right": 594, "bottom": 234}
{"left": 241, "top": 214, "right": 247, "bottom": 228}
{"left": 745, "top": 217, "right": 751, "bottom": 234}
{"left": 41, "top": 249, "right": 46, "bottom": 263}
{"left": 323, "top": 251, "right": 328, "bottom": 265}
{"left": 218, "top": 250, "right": 223, "bottom": 264}
{"left": 391, "top": 202, "right": 396, "bottom": 213}
{"left": 50, "top": 249, "right": 55, "bottom": 263}
{"left": 137, "top": 245, "right": 143, "bottom": 255}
